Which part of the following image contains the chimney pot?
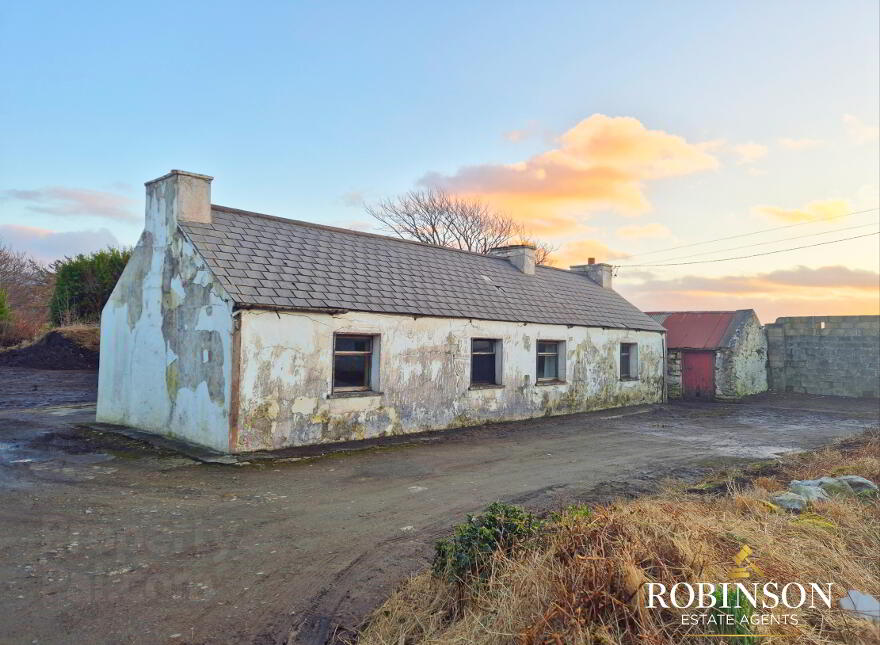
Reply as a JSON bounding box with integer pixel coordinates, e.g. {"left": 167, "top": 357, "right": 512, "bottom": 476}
{"left": 488, "top": 244, "right": 536, "bottom": 275}
{"left": 588, "top": 257, "right": 595, "bottom": 265}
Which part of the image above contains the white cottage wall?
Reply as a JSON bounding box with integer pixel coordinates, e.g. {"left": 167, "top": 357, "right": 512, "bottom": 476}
{"left": 97, "top": 172, "right": 234, "bottom": 451}
{"left": 234, "top": 310, "right": 664, "bottom": 451}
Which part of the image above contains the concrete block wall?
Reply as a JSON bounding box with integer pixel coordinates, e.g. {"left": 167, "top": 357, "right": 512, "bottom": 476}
{"left": 765, "top": 316, "right": 880, "bottom": 398}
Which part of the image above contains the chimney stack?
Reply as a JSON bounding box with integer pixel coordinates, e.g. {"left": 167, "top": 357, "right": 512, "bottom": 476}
{"left": 143, "top": 170, "right": 213, "bottom": 244}
{"left": 571, "top": 261, "right": 613, "bottom": 289}
{"left": 488, "top": 244, "right": 536, "bottom": 275}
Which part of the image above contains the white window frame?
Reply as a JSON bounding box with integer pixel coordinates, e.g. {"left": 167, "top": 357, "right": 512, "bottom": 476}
{"left": 471, "top": 338, "right": 503, "bottom": 386}
{"left": 536, "top": 340, "right": 565, "bottom": 383}
{"left": 332, "top": 333, "right": 380, "bottom": 392}
{"left": 620, "top": 342, "right": 639, "bottom": 381}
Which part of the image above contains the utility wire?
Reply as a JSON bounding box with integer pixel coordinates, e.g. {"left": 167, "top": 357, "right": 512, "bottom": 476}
{"left": 617, "top": 231, "right": 879, "bottom": 268}
{"left": 619, "top": 206, "right": 879, "bottom": 262}
{"left": 626, "top": 220, "right": 879, "bottom": 264}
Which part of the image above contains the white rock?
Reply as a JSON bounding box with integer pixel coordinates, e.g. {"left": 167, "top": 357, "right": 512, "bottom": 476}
{"left": 839, "top": 589, "right": 880, "bottom": 623}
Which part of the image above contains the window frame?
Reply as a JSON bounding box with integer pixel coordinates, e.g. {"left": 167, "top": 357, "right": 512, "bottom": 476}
{"left": 619, "top": 342, "right": 639, "bottom": 381}
{"left": 332, "top": 333, "right": 375, "bottom": 392}
{"left": 470, "top": 338, "right": 502, "bottom": 387}
{"left": 536, "top": 340, "right": 563, "bottom": 383}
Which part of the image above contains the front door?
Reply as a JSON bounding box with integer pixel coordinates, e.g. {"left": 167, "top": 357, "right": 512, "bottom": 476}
{"left": 681, "top": 351, "right": 715, "bottom": 399}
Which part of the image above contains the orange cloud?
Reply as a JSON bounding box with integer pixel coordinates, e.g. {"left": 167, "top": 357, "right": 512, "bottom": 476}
{"left": 550, "top": 238, "right": 629, "bottom": 268}
{"left": 420, "top": 114, "right": 719, "bottom": 234}
{"left": 755, "top": 199, "right": 850, "bottom": 223}
{"left": 733, "top": 142, "right": 768, "bottom": 164}
{"left": 778, "top": 137, "right": 823, "bottom": 150}
{"left": 843, "top": 114, "right": 879, "bottom": 144}
{"left": 616, "top": 223, "right": 672, "bottom": 239}
{"left": 617, "top": 265, "right": 880, "bottom": 322}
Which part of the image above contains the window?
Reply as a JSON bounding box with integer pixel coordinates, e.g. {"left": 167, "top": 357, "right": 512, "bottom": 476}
{"left": 620, "top": 343, "right": 638, "bottom": 380}
{"left": 333, "top": 334, "right": 374, "bottom": 391}
{"left": 471, "top": 339, "right": 501, "bottom": 385}
{"left": 536, "top": 341, "right": 561, "bottom": 381}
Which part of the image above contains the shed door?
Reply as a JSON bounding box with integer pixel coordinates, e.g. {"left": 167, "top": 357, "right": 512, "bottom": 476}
{"left": 682, "top": 351, "right": 715, "bottom": 399}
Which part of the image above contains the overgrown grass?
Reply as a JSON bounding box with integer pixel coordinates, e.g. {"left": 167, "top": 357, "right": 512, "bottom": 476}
{"left": 360, "top": 432, "right": 880, "bottom": 645}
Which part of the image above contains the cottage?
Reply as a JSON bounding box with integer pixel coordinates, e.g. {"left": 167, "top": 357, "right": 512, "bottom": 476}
{"left": 647, "top": 310, "right": 768, "bottom": 401}
{"left": 97, "top": 170, "right": 666, "bottom": 452}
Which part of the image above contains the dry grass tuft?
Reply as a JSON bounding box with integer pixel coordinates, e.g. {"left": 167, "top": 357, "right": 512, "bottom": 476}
{"left": 360, "top": 432, "right": 880, "bottom": 645}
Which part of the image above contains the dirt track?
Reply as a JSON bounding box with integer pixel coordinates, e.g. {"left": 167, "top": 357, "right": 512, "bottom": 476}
{"left": 0, "top": 367, "right": 877, "bottom": 645}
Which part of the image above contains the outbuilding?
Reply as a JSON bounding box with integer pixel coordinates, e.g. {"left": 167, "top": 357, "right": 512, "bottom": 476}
{"left": 97, "top": 170, "right": 666, "bottom": 452}
{"left": 647, "top": 310, "right": 768, "bottom": 401}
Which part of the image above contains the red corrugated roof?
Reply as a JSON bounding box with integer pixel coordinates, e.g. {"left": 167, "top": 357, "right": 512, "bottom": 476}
{"left": 649, "top": 311, "right": 736, "bottom": 349}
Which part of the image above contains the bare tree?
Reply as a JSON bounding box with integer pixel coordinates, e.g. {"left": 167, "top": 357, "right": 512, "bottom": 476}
{"left": 0, "top": 240, "right": 54, "bottom": 344}
{"left": 365, "top": 189, "right": 555, "bottom": 263}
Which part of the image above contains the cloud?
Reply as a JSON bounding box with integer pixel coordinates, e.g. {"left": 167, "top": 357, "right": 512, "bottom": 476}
{"left": 733, "top": 142, "right": 768, "bottom": 164}
{"left": 843, "top": 114, "right": 879, "bottom": 144}
{"left": 778, "top": 137, "right": 823, "bottom": 150}
{"left": 1, "top": 186, "right": 137, "bottom": 221}
{"left": 616, "top": 223, "right": 672, "bottom": 239}
{"left": 0, "top": 225, "right": 121, "bottom": 263}
{"left": 754, "top": 199, "right": 850, "bottom": 223}
{"left": 550, "top": 238, "right": 629, "bottom": 268}
{"left": 618, "top": 265, "right": 880, "bottom": 322}
{"left": 419, "top": 114, "right": 719, "bottom": 234}
{"left": 503, "top": 120, "right": 542, "bottom": 143}
{"left": 341, "top": 190, "right": 366, "bottom": 207}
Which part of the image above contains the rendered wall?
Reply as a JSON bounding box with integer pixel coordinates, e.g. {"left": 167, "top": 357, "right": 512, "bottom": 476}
{"left": 97, "top": 176, "right": 234, "bottom": 451}
{"left": 766, "top": 316, "right": 880, "bottom": 398}
{"left": 715, "top": 312, "right": 768, "bottom": 400}
{"left": 232, "top": 310, "right": 665, "bottom": 451}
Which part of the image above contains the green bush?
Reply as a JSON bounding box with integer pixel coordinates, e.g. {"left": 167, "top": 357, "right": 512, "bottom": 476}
{"left": 0, "top": 288, "right": 9, "bottom": 323}
{"left": 432, "top": 502, "right": 542, "bottom": 583}
{"left": 49, "top": 247, "right": 131, "bottom": 325}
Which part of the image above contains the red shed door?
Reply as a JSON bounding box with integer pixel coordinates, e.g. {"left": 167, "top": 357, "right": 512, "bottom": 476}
{"left": 681, "top": 351, "right": 715, "bottom": 400}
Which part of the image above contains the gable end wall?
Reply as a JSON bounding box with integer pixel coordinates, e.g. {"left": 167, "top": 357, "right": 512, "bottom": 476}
{"left": 97, "top": 186, "right": 234, "bottom": 451}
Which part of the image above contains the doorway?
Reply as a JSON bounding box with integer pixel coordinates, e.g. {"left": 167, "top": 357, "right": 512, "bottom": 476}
{"left": 682, "top": 351, "right": 715, "bottom": 400}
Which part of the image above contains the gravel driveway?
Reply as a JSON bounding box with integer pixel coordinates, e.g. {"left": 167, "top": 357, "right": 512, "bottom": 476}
{"left": 0, "top": 367, "right": 877, "bottom": 645}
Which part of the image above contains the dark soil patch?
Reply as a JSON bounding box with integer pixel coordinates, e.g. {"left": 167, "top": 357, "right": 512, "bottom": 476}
{"left": 0, "top": 327, "right": 99, "bottom": 369}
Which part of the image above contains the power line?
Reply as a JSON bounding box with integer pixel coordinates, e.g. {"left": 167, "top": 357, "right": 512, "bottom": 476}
{"left": 619, "top": 206, "right": 879, "bottom": 262}
{"left": 617, "top": 231, "right": 879, "bottom": 268}
{"left": 628, "top": 220, "right": 879, "bottom": 264}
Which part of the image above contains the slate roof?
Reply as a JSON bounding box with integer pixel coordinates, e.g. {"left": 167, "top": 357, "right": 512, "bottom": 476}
{"left": 179, "top": 205, "right": 665, "bottom": 332}
{"left": 647, "top": 310, "right": 756, "bottom": 349}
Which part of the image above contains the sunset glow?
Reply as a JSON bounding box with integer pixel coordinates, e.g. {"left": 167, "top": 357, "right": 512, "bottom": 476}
{"left": 1, "top": 2, "right": 877, "bottom": 322}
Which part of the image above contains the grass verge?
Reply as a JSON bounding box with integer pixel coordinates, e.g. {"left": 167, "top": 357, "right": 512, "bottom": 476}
{"left": 359, "top": 431, "right": 880, "bottom": 644}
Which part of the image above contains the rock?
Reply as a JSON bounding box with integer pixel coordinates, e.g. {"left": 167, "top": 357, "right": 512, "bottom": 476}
{"left": 818, "top": 478, "right": 855, "bottom": 497}
{"left": 839, "top": 589, "right": 880, "bottom": 623}
{"left": 835, "top": 475, "right": 879, "bottom": 495}
{"left": 770, "top": 492, "right": 807, "bottom": 512}
{"left": 788, "top": 482, "right": 830, "bottom": 502}
{"left": 792, "top": 477, "right": 837, "bottom": 487}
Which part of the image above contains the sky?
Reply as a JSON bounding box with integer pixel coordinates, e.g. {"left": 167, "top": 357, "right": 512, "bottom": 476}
{"left": 1, "top": 1, "right": 878, "bottom": 323}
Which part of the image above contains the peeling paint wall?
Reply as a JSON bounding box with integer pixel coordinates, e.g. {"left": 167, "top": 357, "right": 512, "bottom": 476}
{"left": 714, "top": 312, "right": 767, "bottom": 400}
{"left": 766, "top": 315, "right": 880, "bottom": 398}
{"left": 233, "top": 310, "right": 664, "bottom": 451}
{"left": 97, "top": 174, "right": 234, "bottom": 451}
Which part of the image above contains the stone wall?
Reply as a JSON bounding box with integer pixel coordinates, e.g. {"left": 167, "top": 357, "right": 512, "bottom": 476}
{"left": 666, "top": 349, "right": 682, "bottom": 399}
{"left": 765, "top": 316, "right": 880, "bottom": 398}
{"left": 715, "top": 311, "right": 768, "bottom": 400}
